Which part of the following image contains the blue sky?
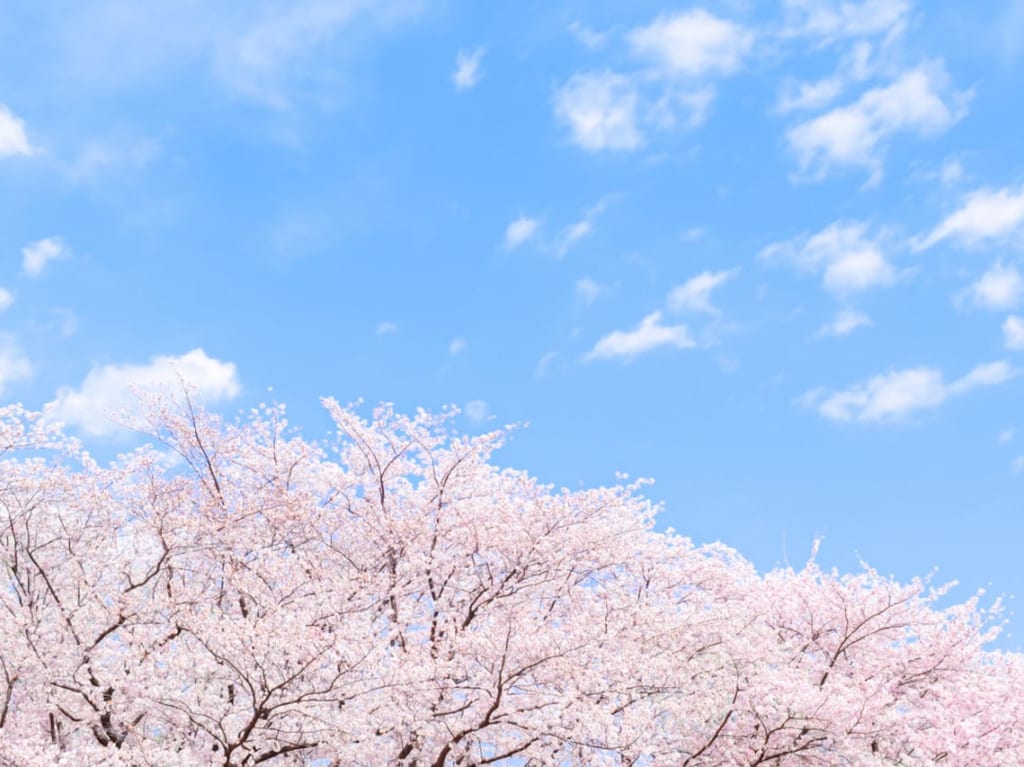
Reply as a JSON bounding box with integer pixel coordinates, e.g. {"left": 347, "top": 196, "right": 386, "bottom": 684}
{"left": 2, "top": 1, "right": 1024, "bottom": 641}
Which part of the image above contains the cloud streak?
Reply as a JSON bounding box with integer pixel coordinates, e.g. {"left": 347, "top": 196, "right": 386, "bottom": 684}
{"left": 915, "top": 185, "right": 1024, "bottom": 250}
{"left": 667, "top": 269, "right": 738, "bottom": 314}
{"left": 804, "top": 361, "right": 1013, "bottom": 422}
{"left": 585, "top": 311, "right": 694, "bottom": 362}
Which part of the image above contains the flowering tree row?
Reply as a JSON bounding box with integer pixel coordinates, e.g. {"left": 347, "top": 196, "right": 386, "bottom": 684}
{"left": 0, "top": 396, "right": 1019, "bottom": 765}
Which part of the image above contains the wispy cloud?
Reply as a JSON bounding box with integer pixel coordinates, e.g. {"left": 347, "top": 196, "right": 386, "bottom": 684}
{"left": 463, "top": 399, "right": 489, "bottom": 422}
{"left": 64, "top": 136, "right": 161, "bottom": 182}
{"left": 0, "top": 105, "right": 33, "bottom": 157}
{"left": 666, "top": 269, "right": 738, "bottom": 314}
{"left": 787, "top": 66, "right": 970, "bottom": 183}
{"left": 0, "top": 334, "right": 33, "bottom": 396}
{"left": 576, "top": 277, "right": 606, "bottom": 305}
{"left": 0, "top": 289, "right": 13, "bottom": 313}
{"left": 761, "top": 222, "right": 897, "bottom": 295}
{"left": 780, "top": 0, "right": 911, "bottom": 44}
{"left": 553, "top": 198, "right": 612, "bottom": 257}
{"left": 534, "top": 351, "right": 559, "bottom": 378}
{"left": 817, "top": 309, "right": 872, "bottom": 337}
{"left": 452, "top": 47, "right": 485, "bottom": 91}
{"left": 585, "top": 311, "right": 694, "bottom": 362}
{"left": 217, "top": 0, "right": 424, "bottom": 107}
{"left": 376, "top": 321, "right": 398, "bottom": 334}
{"left": 914, "top": 185, "right": 1024, "bottom": 250}
{"left": 803, "top": 361, "right": 1013, "bottom": 422}
{"left": 1004, "top": 315, "right": 1024, "bottom": 350}
{"left": 939, "top": 157, "right": 964, "bottom": 186}
{"left": 448, "top": 337, "right": 466, "bottom": 355}
{"left": 776, "top": 76, "right": 844, "bottom": 114}
{"left": 22, "top": 237, "right": 70, "bottom": 277}
{"left": 504, "top": 216, "right": 540, "bottom": 249}
{"left": 39, "top": 0, "right": 424, "bottom": 110}
{"left": 37, "top": 308, "right": 79, "bottom": 338}
{"left": 568, "top": 21, "right": 607, "bottom": 49}
{"left": 774, "top": 37, "right": 875, "bottom": 117}
{"left": 556, "top": 219, "right": 594, "bottom": 253}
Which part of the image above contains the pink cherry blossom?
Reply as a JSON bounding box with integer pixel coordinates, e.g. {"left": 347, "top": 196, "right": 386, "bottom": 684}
{"left": 0, "top": 396, "right": 1018, "bottom": 765}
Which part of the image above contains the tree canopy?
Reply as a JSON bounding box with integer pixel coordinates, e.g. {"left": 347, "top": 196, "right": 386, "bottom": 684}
{"left": 0, "top": 396, "right": 1019, "bottom": 765}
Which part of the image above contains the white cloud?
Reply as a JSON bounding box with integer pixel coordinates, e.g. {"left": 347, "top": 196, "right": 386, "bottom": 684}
{"left": 782, "top": 0, "right": 911, "bottom": 43}
{"left": 576, "top": 277, "right": 605, "bottom": 305}
{"left": 939, "top": 157, "right": 964, "bottom": 186}
{"left": 555, "top": 220, "right": 592, "bottom": 256}
{"left": 760, "top": 222, "right": 897, "bottom": 295}
{"left": 555, "top": 10, "right": 752, "bottom": 152}
{"left": 1004, "top": 315, "right": 1024, "bottom": 350}
{"left": 463, "top": 399, "right": 489, "bottom": 422}
{"left": 504, "top": 216, "right": 540, "bottom": 249}
{"left": 823, "top": 246, "right": 895, "bottom": 293}
{"left": 568, "top": 21, "right": 607, "bottom": 49}
{"left": 817, "top": 309, "right": 872, "bottom": 337}
{"left": 57, "top": 310, "right": 79, "bottom": 338}
{"left": 999, "top": 428, "right": 1015, "bottom": 444}
{"left": 0, "top": 335, "right": 33, "bottom": 396}
{"left": 915, "top": 185, "right": 1024, "bottom": 250}
{"left": 627, "top": 10, "right": 753, "bottom": 77}
{"left": 553, "top": 198, "right": 611, "bottom": 257}
{"left": 0, "top": 105, "right": 33, "bottom": 157}
{"left": 666, "top": 269, "right": 737, "bottom": 313}
{"left": 0, "top": 289, "right": 13, "bottom": 312}
{"left": 1013, "top": 455, "right": 1024, "bottom": 474}
{"left": 47, "top": 308, "right": 79, "bottom": 338}
{"left": 776, "top": 40, "right": 876, "bottom": 115}
{"left": 65, "top": 137, "right": 161, "bottom": 182}
{"left": 585, "top": 311, "right": 694, "bottom": 362}
{"left": 806, "top": 361, "right": 1013, "bottom": 423}
{"left": 961, "top": 261, "right": 1024, "bottom": 311}
{"left": 376, "top": 321, "right": 398, "bottom": 334}
{"left": 22, "top": 237, "right": 70, "bottom": 277}
{"left": 452, "top": 47, "right": 485, "bottom": 91}
{"left": 216, "top": 0, "right": 423, "bottom": 108}
{"left": 534, "top": 351, "right": 559, "bottom": 378}
{"left": 28, "top": 1, "right": 424, "bottom": 111}
{"left": 448, "top": 337, "right": 466, "bottom": 355}
{"left": 554, "top": 72, "right": 643, "bottom": 151}
{"left": 647, "top": 85, "right": 716, "bottom": 130}
{"left": 776, "top": 76, "right": 844, "bottom": 113}
{"left": 787, "top": 67, "right": 969, "bottom": 183}
{"left": 45, "top": 348, "right": 241, "bottom": 437}
{"left": 950, "top": 361, "right": 1014, "bottom": 392}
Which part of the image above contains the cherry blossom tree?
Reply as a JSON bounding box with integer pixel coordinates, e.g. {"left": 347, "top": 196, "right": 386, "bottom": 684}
{"left": 0, "top": 395, "right": 1020, "bottom": 766}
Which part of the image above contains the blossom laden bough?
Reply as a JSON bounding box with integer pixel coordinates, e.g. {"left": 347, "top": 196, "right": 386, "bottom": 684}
{"left": 0, "top": 395, "right": 1019, "bottom": 765}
